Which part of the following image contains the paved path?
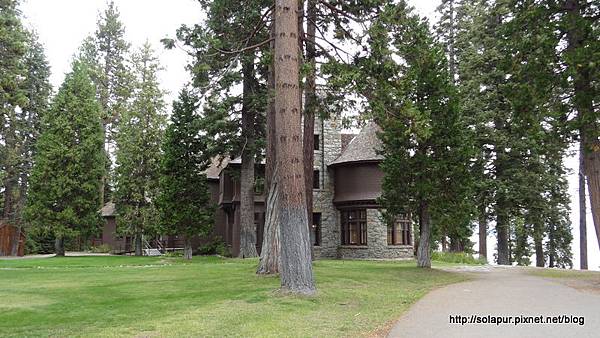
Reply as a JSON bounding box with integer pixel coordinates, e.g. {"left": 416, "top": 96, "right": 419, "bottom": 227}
{"left": 0, "top": 252, "right": 110, "bottom": 260}
{"left": 387, "top": 266, "right": 600, "bottom": 338}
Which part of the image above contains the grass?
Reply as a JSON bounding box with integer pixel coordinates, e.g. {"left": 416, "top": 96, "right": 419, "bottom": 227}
{"left": 528, "top": 268, "right": 600, "bottom": 280}
{"left": 0, "top": 256, "right": 468, "bottom": 337}
{"left": 527, "top": 268, "right": 600, "bottom": 294}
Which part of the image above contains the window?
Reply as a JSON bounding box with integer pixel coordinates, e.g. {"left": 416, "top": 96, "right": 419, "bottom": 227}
{"left": 254, "top": 177, "right": 265, "bottom": 195}
{"left": 341, "top": 209, "right": 367, "bottom": 245}
{"left": 314, "top": 134, "right": 320, "bottom": 150}
{"left": 313, "top": 170, "right": 320, "bottom": 189}
{"left": 311, "top": 213, "right": 321, "bottom": 246}
{"left": 388, "top": 214, "right": 411, "bottom": 245}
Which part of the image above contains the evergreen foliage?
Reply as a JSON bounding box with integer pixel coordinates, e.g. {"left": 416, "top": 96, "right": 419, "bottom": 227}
{"left": 158, "top": 88, "right": 214, "bottom": 259}
{"left": 114, "top": 43, "right": 166, "bottom": 256}
{"left": 25, "top": 61, "right": 104, "bottom": 254}
{"left": 361, "top": 3, "right": 474, "bottom": 268}
{"left": 78, "top": 0, "right": 133, "bottom": 204}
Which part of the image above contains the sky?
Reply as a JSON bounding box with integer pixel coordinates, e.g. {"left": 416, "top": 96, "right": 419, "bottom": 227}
{"left": 19, "top": 0, "right": 598, "bottom": 270}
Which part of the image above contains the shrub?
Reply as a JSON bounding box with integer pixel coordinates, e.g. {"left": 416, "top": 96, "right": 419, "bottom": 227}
{"left": 197, "top": 237, "right": 231, "bottom": 257}
{"left": 25, "top": 229, "right": 55, "bottom": 254}
{"left": 431, "top": 251, "right": 486, "bottom": 265}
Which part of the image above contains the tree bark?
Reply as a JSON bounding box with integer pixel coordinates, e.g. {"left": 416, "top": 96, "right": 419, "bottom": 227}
{"left": 257, "top": 174, "right": 281, "bottom": 274}
{"left": 586, "top": 143, "right": 600, "bottom": 253}
{"left": 55, "top": 236, "right": 65, "bottom": 256}
{"left": 303, "top": 0, "right": 317, "bottom": 259}
{"left": 274, "top": 0, "right": 316, "bottom": 295}
{"left": 239, "top": 57, "right": 258, "bottom": 258}
{"left": 533, "top": 218, "right": 545, "bottom": 267}
{"left": 496, "top": 200, "right": 510, "bottom": 265}
{"left": 580, "top": 140, "right": 588, "bottom": 270}
{"left": 417, "top": 200, "right": 431, "bottom": 268}
{"left": 493, "top": 114, "right": 510, "bottom": 265}
{"left": 257, "top": 20, "right": 280, "bottom": 275}
{"left": 478, "top": 206, "right": 487, "bottom": 260}
{"left": 183, "top": 235, "right": 193, "bottom": 260}
{"left": 449, "top": 236, "right": 462, "bottom": 252}
{"left": 565, "top": 0, "right": 600, "bottom": 255}
{"left": 134, "top": 231, "right": 142, "bottom": 256}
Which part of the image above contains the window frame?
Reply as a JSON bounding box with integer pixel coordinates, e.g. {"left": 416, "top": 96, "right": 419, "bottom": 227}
{"left": 387, "top": 214, "right": 411, "bottom": 245}
{"left": 340, "top": 208, "right": 367, "bottom": 245}
{"left": 313, "top": 170, "right": 320, "bottom": 189}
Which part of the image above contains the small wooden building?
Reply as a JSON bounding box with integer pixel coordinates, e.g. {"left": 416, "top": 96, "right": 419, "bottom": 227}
{"left": 0, "top": 223, "right": 26, "bottom": 257}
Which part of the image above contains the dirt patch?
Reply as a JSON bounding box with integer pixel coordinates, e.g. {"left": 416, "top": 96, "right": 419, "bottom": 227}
{"left": 552, "top": 278, "right": 600, "bottom": 295}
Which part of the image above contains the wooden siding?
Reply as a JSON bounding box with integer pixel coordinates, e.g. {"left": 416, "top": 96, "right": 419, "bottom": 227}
{"left": 0, "top": 224, "right": 25, "bottom": 256}
{"left": 333, "top": 163, "right": 383, "bottom": 204}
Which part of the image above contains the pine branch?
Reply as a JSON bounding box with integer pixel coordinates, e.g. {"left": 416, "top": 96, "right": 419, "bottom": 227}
{"left": 213, "top": 38, "right": 274, "bottom": 55}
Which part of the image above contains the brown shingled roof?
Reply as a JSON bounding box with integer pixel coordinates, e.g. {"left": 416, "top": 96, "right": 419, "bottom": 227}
{"left": 204, "top": 156, "right": 230, "bottom": 180}
{"left": 99, "top": 202, "right": 116, "bottom": 217}
{"left": 330, "top": 122, "right": 383, "bottom": 166}
{"left": 340, "top": 133, "right": 357, "bottom": 152}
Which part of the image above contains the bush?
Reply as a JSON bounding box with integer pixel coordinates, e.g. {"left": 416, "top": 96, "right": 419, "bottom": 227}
{"left": 431, "top": 251, "right": 486, "bottom": 265}
{"left": 25, "top": 229, "right": 55, "bottom": 254}
{"left": 197, "top": 237, "right": 231, "bottom": 257}
{"left": 90, "top": 244, "right": 111, "bottom": 253}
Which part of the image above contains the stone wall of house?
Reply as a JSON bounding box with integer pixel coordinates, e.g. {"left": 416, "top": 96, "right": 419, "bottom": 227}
{"left": 336, "top": 208, "right": 413, "bottom": 259}
{"left": 313, "top": 116, "right": 342, "bottom": 258}
{"left": 311, "top": 117, "right": 413, "bottom": 260}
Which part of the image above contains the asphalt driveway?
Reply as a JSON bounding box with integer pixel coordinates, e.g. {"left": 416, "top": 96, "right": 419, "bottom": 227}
{"left": 387, "top": 266, "right": 600, "bottom": 338}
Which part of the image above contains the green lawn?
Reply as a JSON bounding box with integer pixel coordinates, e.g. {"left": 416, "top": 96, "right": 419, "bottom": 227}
{"left": 0, "top": 256, "right": 467, "bottom": 337}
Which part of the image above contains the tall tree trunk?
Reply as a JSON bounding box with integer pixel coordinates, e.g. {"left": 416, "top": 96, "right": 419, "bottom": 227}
{"left": 493, "top": 114, "right": 510, "bottom": 265}
{"left": 303, "top": 0, "right": 317, "bottom": 260}
{"left": 478, "top": 205, "right": 487, "bottom": 260}
{"left": 183, "top": 235, "right": 193, "bottom": 260}
{"left": 239, "top": 58, "right": 258, "bottom": 258}
{"left": 533, "top": 218, "right": 545, "bottom": 267}
{"left": 134, "top": 231, "right": 142, "bottom": 256}
{"left": 441, "top": 235, "right": 447, "bottom": 252}
{"left": 586, "top": 144, "right": 600, "bottom": 253}
{"left": 257, "top": 174, "right": 281, "bottom": 274}
{"left": 257, "top": 20, "right": 280, "bottom": 275}
{"left": 449, "top": 236, "right": 462, "bottom": 252}
{"left": 55, "top": 236, "right": 65, "bottom": 256}
{"left": 566, "top": 0, "right": 600, "bottom": 254}
{"left": 580, "top": 140, "right": 588, "bottom": 270}
{"left": 274, "top": 0, "right": 316, "bottom": 295}
{"left": 496, "top": 200, "right": 510, "bottom": 265}
{"left": 417, "top": 200, "right": 431, "bottom": 268}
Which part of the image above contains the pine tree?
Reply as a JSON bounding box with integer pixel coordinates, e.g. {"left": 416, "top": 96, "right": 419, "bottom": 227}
{"left": 1, "top": 0, "right": 28, "bottom": 222}
{"left": 114, "top": 43, "right": 166, "bottom": 256}
{"left": 512, "top": 217, "right": 532, "bottom": 266}
{"left": 25, "top": 61, "right": 104, "bottom": 255}
{"left": 158, "top": 88, "right": 214, "bottom": 260}
{"left": 14, "top": 31, "right": 52, "bottom": 223}
{"left": 79, "top": 0, "right": 133, "bottom": 205}
{"left": 274, "top": 0, "right": 315, "bottom": 295}
{"left": 168, "top": 0, "right": 270, "bottom": 259}
{"left": 368, "top": 3, "right": 473, "bottom": 268}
